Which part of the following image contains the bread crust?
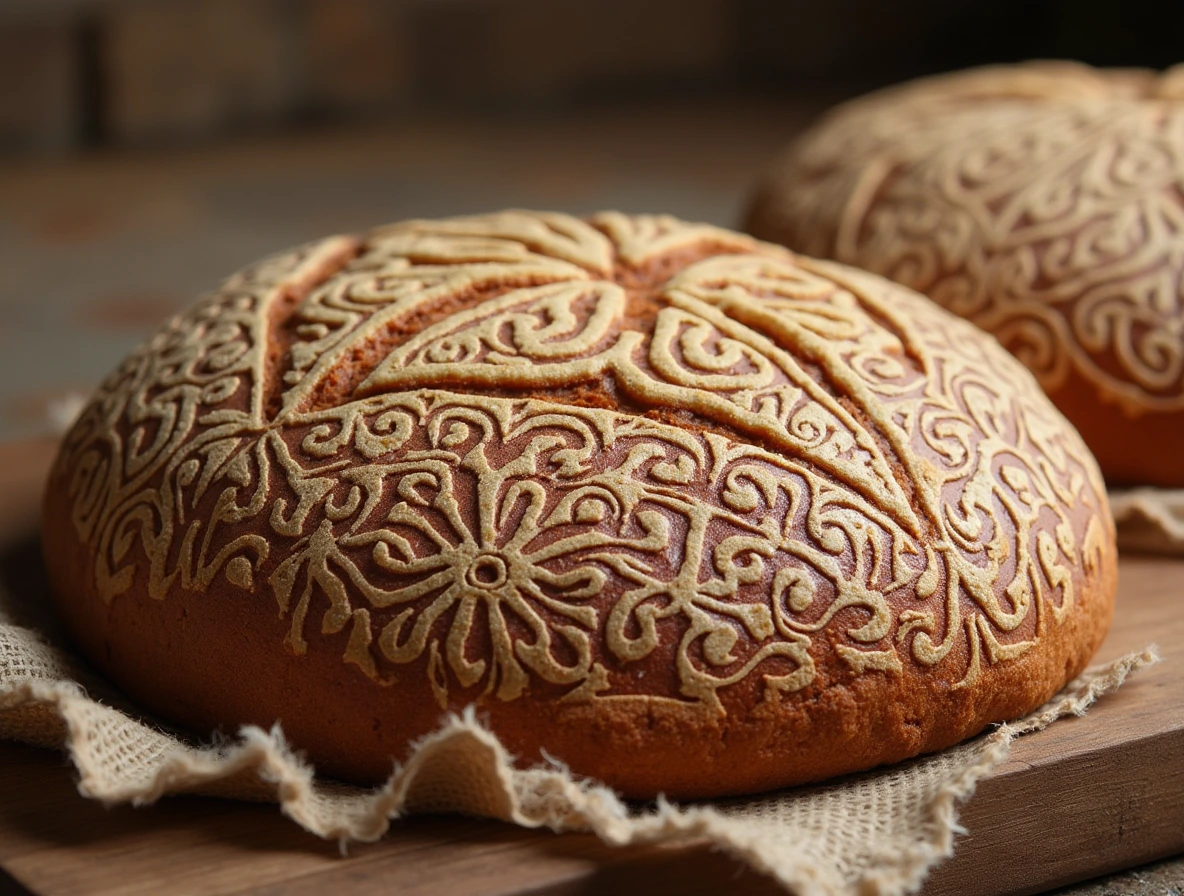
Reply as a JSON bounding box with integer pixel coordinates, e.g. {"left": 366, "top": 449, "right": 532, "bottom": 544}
{"left": 43, "top": 211, "right": 1116, "bottom": 799}
{"left": 746, "top": 61, "right": 1184, "bottom": 487}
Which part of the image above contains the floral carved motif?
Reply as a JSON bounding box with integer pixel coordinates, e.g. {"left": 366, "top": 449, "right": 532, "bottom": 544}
{"left": 57, "top": 210, "right": 1112, "bottom": 710}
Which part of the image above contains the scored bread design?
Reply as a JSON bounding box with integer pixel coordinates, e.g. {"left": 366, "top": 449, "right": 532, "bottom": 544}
{"left": 745, "top": 61, "right": 1184, "bottom": 486}
{"left": 43, "top": 211, "right": 1116, "bottom": 798}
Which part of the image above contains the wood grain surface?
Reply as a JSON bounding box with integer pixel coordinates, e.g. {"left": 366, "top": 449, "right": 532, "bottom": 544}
{"left": 0, "top": 439, "right": 1180, "bottom": 896}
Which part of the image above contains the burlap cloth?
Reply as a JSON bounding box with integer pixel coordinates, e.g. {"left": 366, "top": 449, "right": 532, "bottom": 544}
{"left": 0, "top": 400, "right": 1159, "bottom": 894}
{"left": 0, "top": 563, "right": 1156, "bottom": 896}
{"left": 1112, "top": 488, "right": 1184, "bottom": 555}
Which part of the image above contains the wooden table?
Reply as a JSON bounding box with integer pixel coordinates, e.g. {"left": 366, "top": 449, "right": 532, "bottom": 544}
{"left": 1, "top": 439, "right": 1181, "bottom": 896}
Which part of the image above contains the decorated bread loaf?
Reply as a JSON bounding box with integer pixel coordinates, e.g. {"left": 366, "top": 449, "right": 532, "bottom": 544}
{"left": 746, "top": 61, "right": 1184, "bottom": 487}
{"left": 42, "top": 211, "right": 1116, "bottom": 799}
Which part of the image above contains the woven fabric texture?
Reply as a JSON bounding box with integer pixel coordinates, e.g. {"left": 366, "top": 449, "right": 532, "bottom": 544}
{"left": 1112, "top": 488, "right": 1184, "bottom": 555}
{"left": 0, "top": 577, "right": 1155, "bottom": 896}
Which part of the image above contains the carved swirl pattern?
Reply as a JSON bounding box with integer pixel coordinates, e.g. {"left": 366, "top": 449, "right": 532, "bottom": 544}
{"left": 57, "top": 210, "right": 1111, "bottom": 711}
{"left": 751, "top": 62, "right": 1184, "bottom": 415}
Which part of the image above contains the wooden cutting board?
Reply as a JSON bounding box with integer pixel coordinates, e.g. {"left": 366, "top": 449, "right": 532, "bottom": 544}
{"left": 0, "top": 438, "right": 1181, "bottom": 896}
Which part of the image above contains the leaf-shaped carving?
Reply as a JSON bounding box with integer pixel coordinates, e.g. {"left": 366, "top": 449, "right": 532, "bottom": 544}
{"left": 57, "top": 210, "right": 1111, "bottom": 714}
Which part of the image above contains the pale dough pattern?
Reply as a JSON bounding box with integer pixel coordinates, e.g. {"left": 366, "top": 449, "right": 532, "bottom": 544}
{"left": 56, "top": 211, "right": 1110, "bottom": 710}
{"left": 755, "top": 62, "right": 1184, "bottom": 415}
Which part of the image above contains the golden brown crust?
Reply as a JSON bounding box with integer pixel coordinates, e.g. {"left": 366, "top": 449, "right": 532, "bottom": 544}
{"left": 745, "top": 61, "right": 1184, "bottom": 487}
{"left": 42, "top": 210, "right": 1116, "bottom": 798}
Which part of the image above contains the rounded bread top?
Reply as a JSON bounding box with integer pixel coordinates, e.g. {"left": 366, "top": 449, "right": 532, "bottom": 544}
{"left": 747, "top": 61, "right": 1184, "bottom": 419}
{"left": 57, "top": 210, "right": 1111, "bottom": 717}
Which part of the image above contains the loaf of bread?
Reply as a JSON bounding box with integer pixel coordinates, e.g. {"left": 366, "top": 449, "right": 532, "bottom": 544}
{"left": 42, "top": 211, "right": 1116, "bottom": 799}
{"left": 746, "top": 61, "right": 1184, "bottom": 487}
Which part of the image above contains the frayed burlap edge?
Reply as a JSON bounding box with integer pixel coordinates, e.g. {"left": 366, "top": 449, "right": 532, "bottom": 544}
{"left": 3, "top": 396, "right": 1160, "bottom": 895}
{"left": 1111, "top": 487, "right": 1184, "bottom": 555}
{"left": 0, "top": 610, "right": 1158, "bottom": 896}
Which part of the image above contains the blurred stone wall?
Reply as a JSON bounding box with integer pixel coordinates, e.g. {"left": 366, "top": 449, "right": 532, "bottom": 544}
{"left": 2, "top": 0, "right": 734, "bottom": 153}
{"left": 2, "top": 0, "right": 1182, "bottom": 155}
